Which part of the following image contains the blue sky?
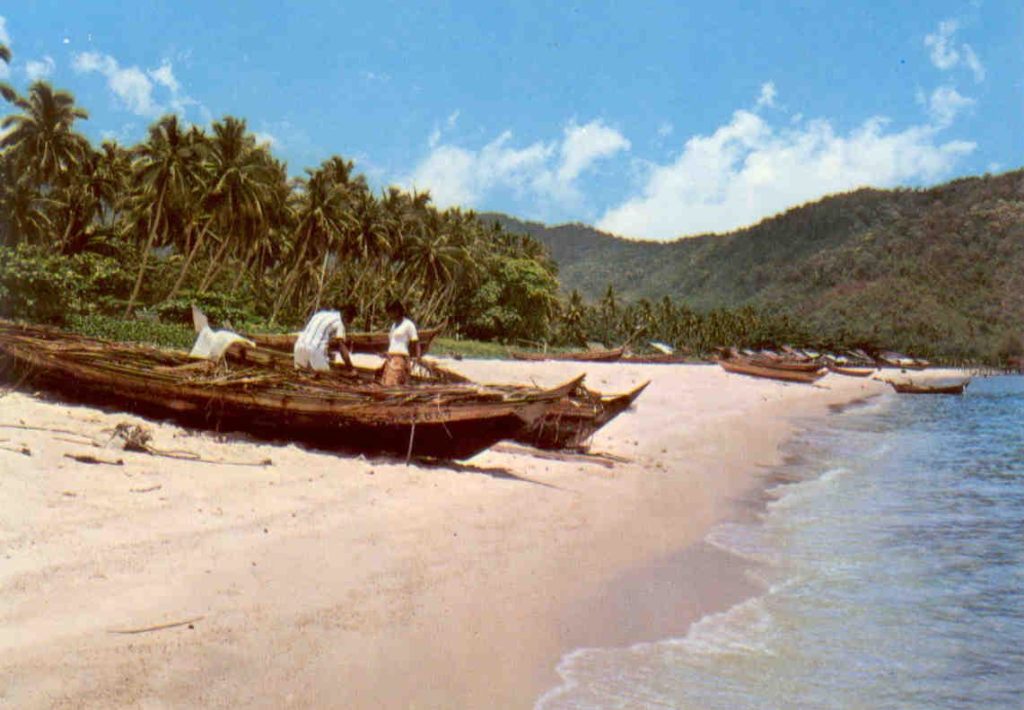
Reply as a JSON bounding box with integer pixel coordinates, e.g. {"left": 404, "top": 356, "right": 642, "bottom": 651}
{"left": 1, "top": 1, "right": 1020, "bottom": 240}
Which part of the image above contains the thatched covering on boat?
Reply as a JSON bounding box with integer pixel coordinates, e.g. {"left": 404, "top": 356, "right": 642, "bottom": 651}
{"left": 0, "top": 321, "right": 574, "bottom": 460}
{"left": 509, "top": 347, "right": 624, "bottom": 363}
{"left": 246, "top": 324, "right": 445, "bottom": 355}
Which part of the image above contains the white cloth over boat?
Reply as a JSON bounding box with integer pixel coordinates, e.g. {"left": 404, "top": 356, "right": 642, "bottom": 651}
{"left": 189, "top": 326, "right": 256, "bottom": 361}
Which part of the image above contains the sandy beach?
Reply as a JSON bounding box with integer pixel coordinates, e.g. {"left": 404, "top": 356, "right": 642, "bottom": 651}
{"left": 0, "top": 360, "right": 925, "bottom": 708}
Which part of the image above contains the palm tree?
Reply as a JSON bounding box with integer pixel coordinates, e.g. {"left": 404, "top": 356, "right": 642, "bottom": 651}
{"left": 0, "top": 43, "right": 14, "bottom": 104}
{"left": 123, "top": 114, "right": 202, "bottom": 316}
{"left": 1, "top": 82, "right": 90, "bottom": 190}
{"left": 163, "top": 117, "right": 280, "bottom": 302}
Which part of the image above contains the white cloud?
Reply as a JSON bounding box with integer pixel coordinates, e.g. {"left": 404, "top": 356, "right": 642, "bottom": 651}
{"left": 961, "top": 45, "right": 985, "bottom": 82}
{"left": 403, "top": 119, "right": 629, "bottom": 211}
{"left": 924, "top": 19, "right": 985, "bottom": 82}
{"left": 556, "top": 120, "right": 631, "bottom": 183}
{"left": 72, "top": 50, "right": 204, "bottom": 120}
{"left": 24, "top": 55, "right": 55, "bottom": 81}
{"left": 657, "top": 122, "right": 674, "bottom": 137}
{"left": 924, "top": 85, "right": 974, "bottom": 128}
{"left": 755, "top": 81, "right": 777, "bottom": 109}
{"left": 924, "top": 20, "right": 960, "bottom": 70}
{"left": 596, "top": 92, "right": 975, "bottom": 239}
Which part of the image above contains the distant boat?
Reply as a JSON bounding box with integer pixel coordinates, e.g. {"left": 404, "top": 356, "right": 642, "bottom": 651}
{"left": 878, "top": 351, "right": 929, "bottom": 370}
{"left": 718, "top": 357, "right": 827, "bottom": 384}
{"left": 889, "top": 380, "right": 969, "bottom": 395}
{"left": 509, "top": 347, "right": 624, "bottom": 363}
{"left": 827, "top": 363, "right": 876, "bottom": 377}
{"left": 246, "top": 323, "right": 445, "bottom": 355}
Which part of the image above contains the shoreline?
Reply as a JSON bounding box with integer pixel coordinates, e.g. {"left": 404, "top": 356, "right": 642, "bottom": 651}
{"left": 0, "top": 362, "right": 919, "bottom": 707}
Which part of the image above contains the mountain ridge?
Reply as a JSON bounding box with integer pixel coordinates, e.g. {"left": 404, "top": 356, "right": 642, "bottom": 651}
{"left": 482, "top": 169, "right": 1024, "bottom": 358}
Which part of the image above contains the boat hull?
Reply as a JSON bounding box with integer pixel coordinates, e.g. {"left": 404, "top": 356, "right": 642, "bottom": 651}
{"left": 509, "top": 347, "right": 624, "bottom": 363}
{"left": 0, "top": 322, "right": 562, "bottom": 460}
{"left": 718, "top": 358, "right": 826, "bottom": 383}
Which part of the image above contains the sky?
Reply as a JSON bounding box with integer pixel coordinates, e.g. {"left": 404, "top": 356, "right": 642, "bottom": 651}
{"left": 1, "top": 1, "right": 1020, "bottom": 240}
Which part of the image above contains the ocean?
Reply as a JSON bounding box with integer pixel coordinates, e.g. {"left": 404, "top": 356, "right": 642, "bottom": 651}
{"left": 538, "top": 375, "right": 1024, "bottom": 709}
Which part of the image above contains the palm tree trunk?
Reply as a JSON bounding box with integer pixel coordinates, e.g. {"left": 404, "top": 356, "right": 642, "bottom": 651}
{"left": 196, "top": 234, "right": 232, "bottom": 293}
{"left": 123, "top": 183, "right": 166, "bottom": 317}
{"left": 163, "top": 216, "right": 214, "bottom": 302}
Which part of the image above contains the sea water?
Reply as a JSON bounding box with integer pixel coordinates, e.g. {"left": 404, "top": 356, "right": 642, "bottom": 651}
{"left": 538, "top": 376, "right": 1024, "bottom": 709}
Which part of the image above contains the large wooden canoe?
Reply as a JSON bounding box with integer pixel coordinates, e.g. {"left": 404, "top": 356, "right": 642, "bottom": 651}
{"left": 889, "top": 380, "right": 969, "bottom": 395}
{"left": 509, "top": 347, "right": 624, "bottom": 363}
{"left": 718, "top": 357, "right": 827, "bottom": 384}
{"left": 247, "top": 324, "right": 445, "bottom": 355}
{"left": 226, "top": 340, "right": 644, "bottom": 451}
{"left": 0, "top": 321, "right": 570, "bottom": 460}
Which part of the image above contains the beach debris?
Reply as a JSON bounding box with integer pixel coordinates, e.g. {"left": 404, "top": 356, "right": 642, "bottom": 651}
{"left": 130, "top": 484, "right": 162, "bottom": 493}
{"left": 106, "top": 421, "right": 273, "bottom": 467}
{"left": 107, "top": 615, "right": 204, "bottom": 635}
{"left": 0, "top": 443, "right": 32, "bottom": 456}
{"left": 64, "top": 453, "right": 124, "bottom": 466}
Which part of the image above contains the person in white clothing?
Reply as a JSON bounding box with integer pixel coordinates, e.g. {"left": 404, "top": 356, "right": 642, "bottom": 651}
{"left": 381, "top": 300, "right": 419, "bottom": 385}
{"left": 293, "top": 305, "right": 355, "bottom": 372}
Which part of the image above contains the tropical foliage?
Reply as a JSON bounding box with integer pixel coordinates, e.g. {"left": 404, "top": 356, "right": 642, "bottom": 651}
{"left": 0, "top": 73, "right": 560, "bottom": 342}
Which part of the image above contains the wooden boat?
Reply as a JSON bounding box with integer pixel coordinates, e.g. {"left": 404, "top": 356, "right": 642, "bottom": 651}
{"left": 889, "top": 380, "right": 969, "bottom": 395}
{"left": 622, "top": 353, "right": 690, "bottom": 364}
{"left": 827, "top": 363, "right": 876, "bottom": 378}
{"left": 878, "top": 351, "right": 929, "bottom": 370}
{"left": 509, "top": 347, "right": 624, "bottom": 363}
{"left": 247, "top": 323, "right": 445, "bottom": 355}
{"left": 718, "top": 357, "right": 827, "bottom": 384}
{"left": 0, "top": 321, "right": 574, "bottom": 460}
{"left": 511, "top": 381, "right": 649, "bottom": 451}
{"left": 227, "top": 338, "right": 645, "bottom": 451}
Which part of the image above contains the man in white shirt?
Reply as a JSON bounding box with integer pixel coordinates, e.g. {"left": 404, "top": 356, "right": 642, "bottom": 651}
{"left": 293, "top": 305, "right": 355, "bottom": 372}
{"left": 381, "top": 300, "right": 419, "bottom": 385}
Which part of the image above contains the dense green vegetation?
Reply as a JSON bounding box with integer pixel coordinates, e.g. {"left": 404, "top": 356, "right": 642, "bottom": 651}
{"left": 486, "top": 170, "right": 1024, "bottom": 363}
{"left": 0, "top": 63, "right": 561, "bottom": 343}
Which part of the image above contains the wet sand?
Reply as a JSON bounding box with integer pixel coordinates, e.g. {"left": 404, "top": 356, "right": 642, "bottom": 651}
{"left": 0, "top": 360, "right": 897, "bottom": 708}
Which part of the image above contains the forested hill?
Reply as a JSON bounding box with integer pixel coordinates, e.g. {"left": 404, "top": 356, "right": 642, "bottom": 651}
{"left": 484, "top": 169, "right": 1024, "bottom": 359}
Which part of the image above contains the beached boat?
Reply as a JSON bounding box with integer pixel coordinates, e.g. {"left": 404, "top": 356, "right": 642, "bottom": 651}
{"left": 509, "top": 347, "right": 624, "bottom": 363}
{"left": 247, "top": 324, "right": 445, "bottom": 355}
{"left": 827, "top": 363, "right": 876, "bottom": 377}
{"left": 718, "top": 357, "right": 827, "bottom": 384}
{"left": 889, "top": 380, "right": 969, "bottom": 395}
{"left": 0, "top": 321, "right": 573, "bottom": 460}
{"left": 878, "top": 351, "right": 930, "bottom": 370}
{"left": 511, "top": 380, "right": 649, "bottom": 451}
{"left": 622, "top": 353, "right": 690, "bottom": 364}
{"left": 225, "top": 336, "right": 644, "bottom": 451}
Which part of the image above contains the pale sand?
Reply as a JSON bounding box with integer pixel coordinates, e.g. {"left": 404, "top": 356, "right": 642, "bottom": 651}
{"left": 0, "top": 361, "right": 906, "bottom": 708}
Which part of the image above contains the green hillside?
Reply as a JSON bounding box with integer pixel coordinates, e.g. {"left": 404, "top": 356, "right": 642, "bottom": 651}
{"left": 484, "top": 170, "right": 1024, "bottom": 360}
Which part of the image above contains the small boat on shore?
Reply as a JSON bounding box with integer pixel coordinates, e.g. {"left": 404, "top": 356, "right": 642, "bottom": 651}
{"left": 718, "top": 357, "right": 827, "bottom": 384}
{"left": 888, "top": 380, "right": 969, "bottom": 395}
{"left": 878, "top": 351, "right": 930, "bottom": 370}
{"left": 0, "top": 321, "right": 572, "bottom": 460}
{"left": 509, "top": 347, "right": 625, "bottom": 363}
{"left": 827, "top": 363, "right": 876, "bottom": 378}
{"left": 247, "top": 324, "right": 445, "bottom": 355}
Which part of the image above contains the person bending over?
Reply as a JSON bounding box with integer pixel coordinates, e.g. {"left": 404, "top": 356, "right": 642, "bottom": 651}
{"left": 294, "top": 304, "right": 356, "bottom": 372}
